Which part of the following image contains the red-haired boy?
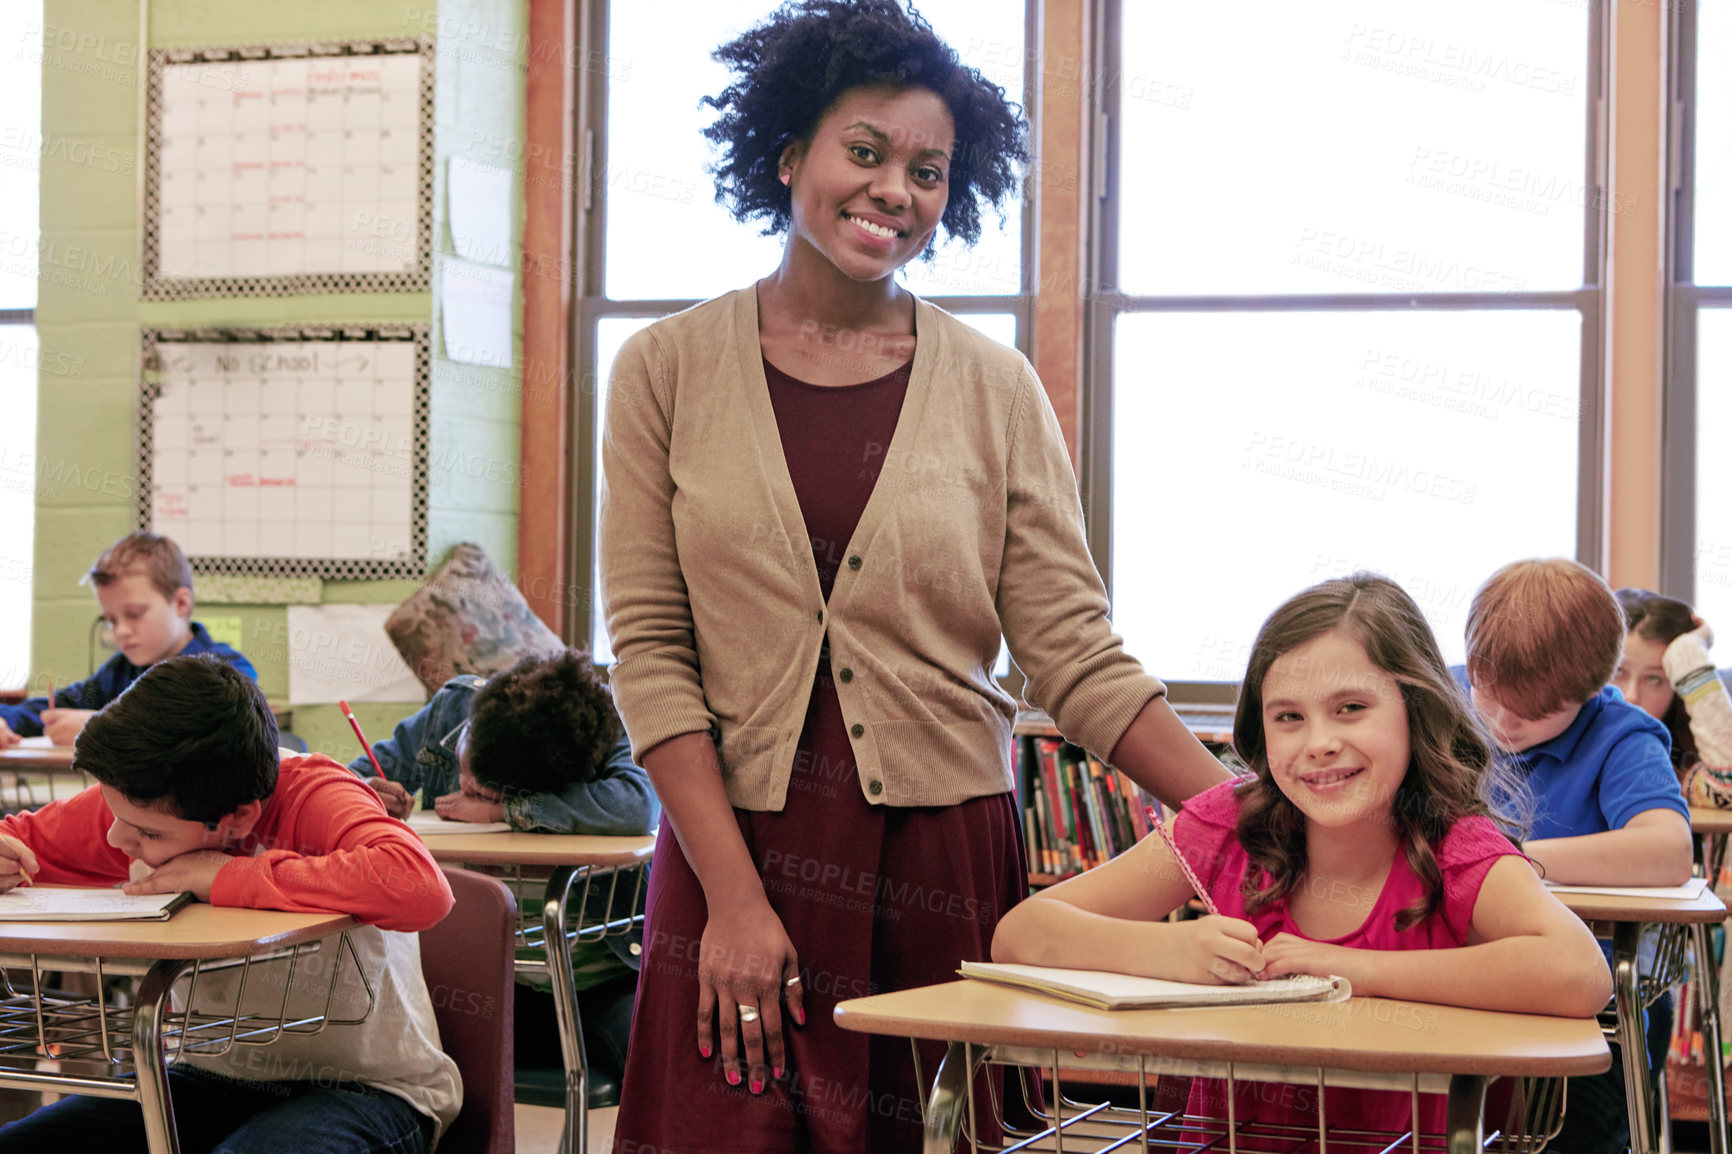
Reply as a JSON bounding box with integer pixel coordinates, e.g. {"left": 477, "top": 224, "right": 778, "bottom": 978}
{"left": 1463, "top": 557, "right": 1690, "bottom": 1154}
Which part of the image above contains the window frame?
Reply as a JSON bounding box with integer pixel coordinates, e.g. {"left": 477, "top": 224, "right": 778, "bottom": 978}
{"left": 1081, "top": 0, "right": 1611, "bottom": 702}
{"left": 567, "top": 0, "right": 1043, "bottom": 657}
{"left": 1662, "top": 0, "right": 1730, "bottom": 600}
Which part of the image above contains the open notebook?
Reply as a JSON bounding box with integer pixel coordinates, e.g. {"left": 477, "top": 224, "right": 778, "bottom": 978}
{"left": 959, "top": 961, "right": 1351, "bottom": 1011}
{"left": 0, "top": 887, "right": 193, "bottom": 922}
{"left": 404, "top": 810, "right": 511, "bottom": 836}
{"left": 1542, "top": 875, "right": 1710, "bottom": 901}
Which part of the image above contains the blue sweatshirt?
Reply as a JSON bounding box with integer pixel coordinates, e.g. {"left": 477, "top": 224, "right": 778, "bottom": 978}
{"left": 0, "top": 622, "right": 258, "bottom": 736}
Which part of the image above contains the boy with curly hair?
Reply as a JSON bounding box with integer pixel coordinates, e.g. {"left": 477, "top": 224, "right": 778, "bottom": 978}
{"left": 348, "top": 647, "right": 658, "bottom": 1099}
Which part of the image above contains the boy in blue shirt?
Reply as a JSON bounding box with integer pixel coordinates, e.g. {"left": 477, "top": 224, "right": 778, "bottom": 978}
{"left": 0, "top": 532, "right": 256, "bottom": 748}
{"left": 349, "top": 647, "right": 658, "bottom": 1102}
{"left": 1463, "top": 557, "right": 1692, "bottom": 1154}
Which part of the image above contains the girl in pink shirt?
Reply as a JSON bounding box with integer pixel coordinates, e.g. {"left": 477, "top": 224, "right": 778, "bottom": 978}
{"left": 992, "top": 573, "right": 1613, "bottom": 1147}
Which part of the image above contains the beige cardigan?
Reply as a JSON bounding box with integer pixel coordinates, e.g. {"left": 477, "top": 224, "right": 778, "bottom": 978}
{"left": 599, "top": 287, "right": 1164, "bottom": 809}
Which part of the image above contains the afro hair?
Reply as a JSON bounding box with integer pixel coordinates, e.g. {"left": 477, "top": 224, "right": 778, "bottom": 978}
{"left": 466, "top": 649, "right": 624, "bottom": 797}
{"left": 701, "top": 0, "right": 1028, "bottom": 251}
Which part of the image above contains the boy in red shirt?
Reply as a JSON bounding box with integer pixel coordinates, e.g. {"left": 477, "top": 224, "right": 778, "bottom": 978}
{"left": 0, "top": 655, "right": 460, "bottom": 1154}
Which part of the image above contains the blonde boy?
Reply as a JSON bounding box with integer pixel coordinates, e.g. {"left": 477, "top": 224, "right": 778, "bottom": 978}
{"left": 0, "top": 532, "right": 256, "bottom": 747}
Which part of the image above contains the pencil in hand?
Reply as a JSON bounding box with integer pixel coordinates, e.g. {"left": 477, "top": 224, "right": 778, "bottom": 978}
{"left": 1146, "top": 804, "right": 1219, "bottom": 916}
{"left": 339, "top": 700, "right": 388, "bottom": 779}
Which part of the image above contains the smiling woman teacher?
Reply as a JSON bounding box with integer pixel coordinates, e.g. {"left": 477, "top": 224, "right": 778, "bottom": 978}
{"left": 597, "top": 2, "right": 1230, "bottom": 1150}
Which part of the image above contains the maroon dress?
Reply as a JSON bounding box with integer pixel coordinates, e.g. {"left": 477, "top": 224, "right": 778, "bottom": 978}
{"left": 610, "top": 357, "right": 1028, "bottom": 1153}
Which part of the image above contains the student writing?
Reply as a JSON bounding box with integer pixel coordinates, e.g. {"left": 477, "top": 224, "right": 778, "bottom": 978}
{"left": 1460, "top": 558, "right": 1694, "bottom": 1154}
{"left": 992, "top": 573, "right": 1611, "bottom": 1141}
{"left": 1462, "top": 559, "right": 1693, "bottom": 887}
{"left": 0, "top": 532, "right": 256, "bottom": 749}
{"left": 348, "top": 647, "right": 658, "bottom": 836}
{"left": 347, "top": 647, "right": 659, "bottom": 1089}
{"left": 0, "top": 655, "right": 459, "bottom": 1153}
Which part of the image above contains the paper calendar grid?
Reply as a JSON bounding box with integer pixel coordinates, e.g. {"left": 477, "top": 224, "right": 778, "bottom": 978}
{"left": 141, "top": 39, "right": 434, "bottom": 300}
{"left": 137, "top": 327, "right": 429, "bottom": 580}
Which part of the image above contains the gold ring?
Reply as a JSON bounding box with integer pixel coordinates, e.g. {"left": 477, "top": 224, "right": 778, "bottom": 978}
{"left": 785, "top": 975, "right": 802, "bottom": 986}
{"left": 737, "top": 1004, "right": 760, "bottom": 1024}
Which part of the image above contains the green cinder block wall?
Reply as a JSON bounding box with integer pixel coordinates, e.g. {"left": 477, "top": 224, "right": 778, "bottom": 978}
{"left": 33, "top": 0, "right": 527, "bottom": 761}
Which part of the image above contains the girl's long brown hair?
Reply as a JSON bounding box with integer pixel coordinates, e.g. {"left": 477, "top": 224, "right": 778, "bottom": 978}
{"left": 1615, "top": 586, "right": 1700, "bottom": 773}
{"left": 1232, "top": 573, "right": 1525, "bottom": 932}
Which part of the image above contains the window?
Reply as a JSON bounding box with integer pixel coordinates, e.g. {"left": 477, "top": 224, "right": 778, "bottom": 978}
{"left": 1091, "top": 0, "right": 1602, "bottom": 688}
{"left": 1666, "top": 0, "right": 1732, "bottom": 633}
{"left": 579, "top": 0, "right": 1034, "bottom": 662}
{"left": 0, "top": 1, "right": 41, "bottom": 687}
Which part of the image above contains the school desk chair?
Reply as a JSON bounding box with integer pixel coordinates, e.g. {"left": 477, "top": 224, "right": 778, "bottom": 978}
{"left": 422, "top": 866, "right": 518, "bottom": 1154}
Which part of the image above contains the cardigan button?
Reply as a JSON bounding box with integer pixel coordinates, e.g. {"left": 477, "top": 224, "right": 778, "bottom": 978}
{"left": 816, "top": 609, "right": 824, "bottom": 623}
{"left": 868, "top": 780, "right": 883, "bottom": 796}
{"left": 839, "top": 667, "right": 853, "bottom": 683}
{"left": 847, "top": 555, "right": 862, "bottom": 570}
{"left": 850, "top": 723, "right": 864, "bottom": 738}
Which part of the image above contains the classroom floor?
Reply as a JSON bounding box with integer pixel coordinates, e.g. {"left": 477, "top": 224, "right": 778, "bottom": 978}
{"left": 516, "top": 1102, "right": 615, "bottom": 1153}
{"left": 517, "top": 1103, "right": 1721, "bottom": 1154}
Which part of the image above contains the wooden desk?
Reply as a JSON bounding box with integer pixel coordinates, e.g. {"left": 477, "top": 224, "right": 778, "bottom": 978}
{"left": 0, "top": 739, "right": 76, "bottom": 770}
{"left": 835, "top": 980, "right": 1610, "bottom": 1154}
{"left": 0, "top": 905, "right": 356, "bottom": 1154}
{"left": 419, "top": 831, "right": 654, "bottom": 1154}
{"left": 1551, "top": 886, "right": 1728, "bottom": 1154}
{"left": 1692, "top": 806, "right": 1732, "bottom": 885}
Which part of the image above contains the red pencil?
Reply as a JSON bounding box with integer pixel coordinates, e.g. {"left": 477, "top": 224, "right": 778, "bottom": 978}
{"left": 339, "top": 700, "right": 387, "bottom": 778}
{"left": 1146, "top": 805, "right": 1219, "bottom": 915}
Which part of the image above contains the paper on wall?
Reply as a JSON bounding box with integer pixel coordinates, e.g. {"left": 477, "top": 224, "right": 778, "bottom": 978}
{"left": 285, "top": 604, "right": 426, "bottom": 705}
{"left": 440, "top": 259, "right": 513, "bottom": 368}
{"left": 448, "top": 157, "right": 514, "bottom": 267}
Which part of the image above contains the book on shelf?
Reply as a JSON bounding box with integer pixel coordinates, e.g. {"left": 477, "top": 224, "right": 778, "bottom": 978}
{"left": 1016, "top": 735, "right": 1163, "bottom": 882}
{"left": 958, "top": 961, "right": 1352, "bottom": 1011}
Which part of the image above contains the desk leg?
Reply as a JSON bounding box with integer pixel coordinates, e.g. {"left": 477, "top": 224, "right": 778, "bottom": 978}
{"left": 923, "top": 1041, "right": 982, "bottom": 1154}
{"left": 1443, "top": 1074, "right": 1486, "bottom": 1154}
{"left": 133, "top": 959, "right": 186, "bottom": 1154}
{"left": 544, "top": 865, "right": 588, "bottom": 1154}
{"left": 1614, "top": 922, "right": 1662, "bottom": 1154}
{"left": 1693, "top": 921, "right": 1729, "bottom": 1154}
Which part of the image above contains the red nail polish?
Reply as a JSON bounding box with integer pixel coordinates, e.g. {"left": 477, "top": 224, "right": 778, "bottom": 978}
{"left": 727, "top": 1070, "right": 741, "bottom": 1086}
{"left": 750, "top": 1080, "right": 764, "bottom": 1094}
{"left": 773, "top": 1066, "right": 783, "bottom": 1079}
{"left": 794, "top": 1008, "right": 805, "bottom": 1026}
{"left": 699, "top": 1043, "right": 711, "bottom": 1059}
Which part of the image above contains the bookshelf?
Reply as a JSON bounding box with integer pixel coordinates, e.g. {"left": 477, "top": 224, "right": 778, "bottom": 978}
{"left": 1013, "top": 708, "right": 1241, "bottom": 889}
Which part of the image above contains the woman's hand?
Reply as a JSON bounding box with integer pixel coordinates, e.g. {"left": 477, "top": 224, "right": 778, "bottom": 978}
{"left": 696, "top": 897, "right": 805, "bottom": 1094}
{"left": 1257, "top": 933, "right": 1354, "bottom": 984}
{"left": 1168, "top": 915, "right": 1265, "bottom": 984}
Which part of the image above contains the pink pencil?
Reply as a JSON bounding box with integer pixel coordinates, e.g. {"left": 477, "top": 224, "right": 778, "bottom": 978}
{"left": 1146, "top": 805, "right": 1218, "bottom": 915}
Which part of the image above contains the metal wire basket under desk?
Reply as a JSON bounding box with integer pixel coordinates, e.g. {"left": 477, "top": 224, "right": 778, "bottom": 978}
{"left": 0, "top": 932, "right": 372, "bottom": 1094}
